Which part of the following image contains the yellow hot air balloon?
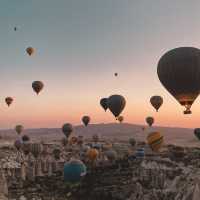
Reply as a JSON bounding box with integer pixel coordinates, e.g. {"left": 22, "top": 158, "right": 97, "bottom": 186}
{"left": 87, "top": 148, "right": 99, "bottom": 161}
{"left": 15, "top": 125, "right": 24, "bottom": 135}
{"left": 26, "top": 47, "right": 35, "bottom": 56}
{"left": 147, "top": 131, "right": 163, "bottom": 152}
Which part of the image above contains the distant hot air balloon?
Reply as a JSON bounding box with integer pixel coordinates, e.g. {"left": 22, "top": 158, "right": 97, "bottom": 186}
{"left": 62, "top": 123, "right": 73, "bottom": 138}
{"left": 70, "top": 136, "right": 78, "bottom": 145}
{"left": 107, "top": 95, "right": 126, "bottom": 118}
{"left": 147, "top": 131, "right": 163, "bottom": 152}
{"left": 87, "top": 148, "right": 99, "bottom": 161}
{"left": 146, "top": 117, "right": 154, "bottom": 127}
{"left": 15, "top": 125, "right": 24, "bottom": 135}
{"left": 26, "top": 47, "right": 35, "bottom": 56}
{"left": 158, "top": 47, "right": 200, "bottom": 114}
{"left": 129, "top": 138, "right": 136, "bottom": 147}
{"left": 194, "top": 128, "right": 200, "bottom": 140}
{"left": 14, "top": 27, "right": 17, "bottom": 31}
{"left": 64, "top": 159, "right": 87, "bottom": 184}
{"left": 5, "top": 97, "right": 13, "bottom": 107}
{"left": 14, "top": 139, "right": 21, "bottom": 150}
{"left": 30, "top": 143, "right": 43, "bottom": 158}
{"left": 105, "top": 150, "right": 117, "bottom": 161}
{"left": 82, "top": 116, "right": 90, "bottom": 126}
{"left": 150, "top": 96, "right": 163, "bottom": 112}
{"left": 32, "top": 81, "right": 44, "bottom": 95}
{"left": 114, "top": 73, "right": 118, "bottom": 77}
{"left": 100, "top": 98, "right": 108, "bottom": 111}
{"left": 118, "top": 116, "right": 124, "bottom": 123}
{"left": 136, "top": 148, "right": 145, "bottom": 159}
{"left": 22, "top": 135, "right": 30, "bottom": 143}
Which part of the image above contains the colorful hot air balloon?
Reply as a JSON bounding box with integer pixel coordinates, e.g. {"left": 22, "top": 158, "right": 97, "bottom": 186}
{"left": 62, "top": 123, "right": 73, "bottom": 138}
{"left": 150, "top": 96, "right": 163, "bottom": 112}
{"left": 147, "top": 131, "right": 163, "bottom": 152}
{"left": 15, "top": 125, "right": 24, "bottom": 135}
{"left": 82, "top": 116, "right": 90, "bottom": 126}
{"left": 158, "top": 47, "right": 200, "bottom": 114}
{"left": 118, "top": 116, "right": 124, "bottom": 123}
{"left": 64, "top": 159, "right": 87, "bottom": 184}
{"left": 100, "top": 98, "right": 108, "bottom": 111}
{"left": 146, "top": 117, "right": 154, "bottom": 127}
{"left": 30, "top": 143, "right": 43, "bottom": 158}
{"left": 5, "top": 97, "right": 13, "bottom": 107}
{"left": 129, "top": 138, "right": 136, "bottom": 147}
{"left": 194, "top": 128, "right": 200, "bottom": 140}
{"left": 32, "top": 81, "right": 44, "bottom": 95}
{"left": 87, "top": 148, "right": 99, "bottom": 161}
{"left": 14, "top": 139, "right": 22, "bottom": 150}
{"left": 26, "top": 47, "right": 35, "bottom": 56}
{"left": 107, "top": 95, "right": 126, "bottom": 118}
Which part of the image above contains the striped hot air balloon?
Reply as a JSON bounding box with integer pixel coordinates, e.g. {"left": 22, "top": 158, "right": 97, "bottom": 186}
{"left": 30, "top": 143, "right": 43, "bottom": 158}
{"left": 147, "top": 132, "right": 163, "bottom": 152}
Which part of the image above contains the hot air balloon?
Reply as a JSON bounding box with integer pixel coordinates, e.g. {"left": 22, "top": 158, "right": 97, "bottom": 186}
{"left": 105, "top": 150, "right": 117, "bottom": 161}
{"left": 194, "top": 128, "right": 200, "bottom": 140}
{"left": 87, "top": 148, "right": 99, "bottom": 161}
{"left": 136, "top": 148, "right": 145, "bottom": 159}
{"left": 32, "top": 81, "right": 44, "bottom": 95}
{"left": 82, "top": 116, "right": 90, "bottom": 126}
{"left": 22, "top": 135, "right": 30, "bottom": 143}
{"left": 100, "top": 98, "right": 108, "bottom": 111}
{"left": 62, "top": 123, "right": 73, "bottom": 138}
{"left": 14, "top": 139, "right": 22, "bottom": 150}
{"left": 158, "top": 47, "right": 200, "bottom": 114}
{"left": 5, "top": 97, "right": 13, "bottom": 107}
{"left": 70, "top": 136, "right": 78, "bottom": 145}
{"left": 146, "top": 117, "right": 154, "bottom": 127}
{"left": 107, "top": 95, "right": 126, "bottom": 118}
{"left": 150, "top": 96, "right": 163, "bottom": 112}
{"left": 15, "top": 125, "right": 24, "bottom": 135}
{"left": 64, "top": 159, "right": 87, "bottom": 184}
{"left": 129, "top": 138, "right": 136, "bottom": 147}
{"left": 147, "top": 131, "right": 163, "bottom": 152}
{"left": 118, "top": 116, "right": 124, "bottom": 123}
{"left": 30, "top": 143, "right": 43, "bottom": 159}
{"left": 26, "top": 47, "right": 35, "bottom": 56}
{"left": 114, "top": 73, "right": 118, "bottom": 77}
{"left": 14, "top": 27, "right": 17, "bottom": 31}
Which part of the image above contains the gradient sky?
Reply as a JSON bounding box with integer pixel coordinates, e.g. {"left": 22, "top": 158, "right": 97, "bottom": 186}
{"left": 0, "top": 0, "right": 200, "bottom": 129}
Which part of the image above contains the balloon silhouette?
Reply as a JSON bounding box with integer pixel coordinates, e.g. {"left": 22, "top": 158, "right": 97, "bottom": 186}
{"left": 150, "top": 96, "right": 163, "bottom": 112}
{"left": 32, "top": 81, "right": 44, "bottom": 95}
{"left": 146, "top": 117, "right": 154, "bottom": 127}
{"left": 100, "top": 98, "right": 108, "bottom": 111}
{"left": 5, "top": 97, "right": 13, "bottom": 107}
{"left": 82, "top": 116, "right": 90, "bottom": 126}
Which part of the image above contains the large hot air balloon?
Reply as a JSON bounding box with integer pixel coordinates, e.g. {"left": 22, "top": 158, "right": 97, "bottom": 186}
{"left": 150, "top": 96, "right": 163, "bottom": 112}
{"left": 62, "top": 123, "right": 73, "bottom": 138}
{"left": 15, "top": 125, "right": 24, "bottom": 135}
{"left": 147, "top": 131, "right": 163, "bottom": 152}
{"left": 158, "top": 47, "right": 200, "bottom": 114}
{"left": 64, "top": 159, "right": 87, "bottom": 184}
{"left": 14, "top": 139, "right": 22, "bottom": 151}
{"left": 26, "top": 47, "right": 35, "bottom": 56}
{"left": 5, "top": 97, "right": 13, "bottom": 107}
{"left": 107, "top": 95, "right": 126, "bottom": 118}
{"left": 32, "top": 81, "right": 44, "bottom": 95}
{"left": 194, "top": 128, "right": 200, "bottom": 140}
{"left": 146, "top": 117, "right": 154, "bottom": 127}
{"left": 82, "top": 116, "right": 90, "bottom": 126}
{"left": 118, "top": 116, "right": 124, "bottom": 123}
{"left": 100, "top": 98, "right": 108, "bottom": 111}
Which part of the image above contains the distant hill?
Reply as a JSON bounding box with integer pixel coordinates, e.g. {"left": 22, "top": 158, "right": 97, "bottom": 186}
{"left": 0, "top": 123, "right": 198, "bottom": 147}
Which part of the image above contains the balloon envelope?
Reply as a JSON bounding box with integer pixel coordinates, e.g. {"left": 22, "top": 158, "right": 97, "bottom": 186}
{"left": 82, "top": 116, "right": 90, "bottom": 126}
{"left": 26, "top": 47, "right": 34, "bottom": 56}
{"left": 146, "top": 117, "right": 154, "bottom": 127}
{"left": 150, "top": 96, "right": 163, "bottom": 112}
{"left": 64, "top": 159, "right": 87, "bottom": 184}
{"left": 147, "top": 131, "right": 163, "bottom": 152}
{"left": 107, "top": 95, "right": 126, "bottom": 118}
{"left": 15, "top": 125, "right": 24, "bottom": 135}
{"left": 100, "top": 98, "right": 108, "bottom": 111}
{"left": 118, "top": 116, "right": 124, "bottom": 123}
{"left": 158, "top": 47, "right": 200, "bottom": 114}
{"left": 32, "top": 81, "right": 44, "bottom": 94}
{"left": 62, "top": 123, "right": 73, "bottom": 138}
{"left": 5, "top": 97, "right": 13, "bottom": 107}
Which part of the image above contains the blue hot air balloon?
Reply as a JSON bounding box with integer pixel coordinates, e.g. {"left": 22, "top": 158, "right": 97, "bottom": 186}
{"left": 64, "top": 159, "right": 87, "bottom": 184}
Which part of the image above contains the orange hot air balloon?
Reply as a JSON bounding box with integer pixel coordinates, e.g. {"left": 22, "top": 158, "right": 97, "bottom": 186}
{"left": 82, "top": 116, "right": 90, "bottom": 126}
{"left": 5, "top": 97, "right": 13, "bottom": 107}
{"left": 158, "top": 47, "right": 200, "bottom": 114}
{"left": 32, "top": 81, "right": 44, "bottom": 95}
{"left": 26, "top": 47, "right": 35, "bottom": 56}
{"left": 87, "top": 148, "right": 99, "bottom": 161}
{"left": 147, "top": 131, "right": 163, "bottom": 152}
{"left": 150, "top": 96, "right": 163, "bottom": 112}
{"left": 146, "top": 117, "right": 154, "bottom": 127}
